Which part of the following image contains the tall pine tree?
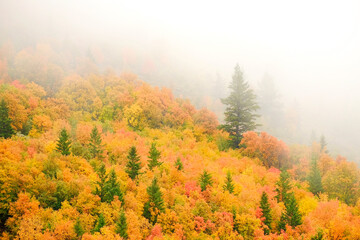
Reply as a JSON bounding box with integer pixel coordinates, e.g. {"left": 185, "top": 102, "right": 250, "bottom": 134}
{"left": 278, "top": 193, "right": 302, "bottom": 231}
{"left": 93, "top": 213, "right": 106, "bottom": 233}
{"left": 275, "top": 170, "right": 292, "bottom": 203}
{"left": 259, "top": 191, "right": 272, "bottom": 235}
{"left": 89, "top": 126, "right": 104, "bottom": 159}
{"left": 104, "top": 168, "right": 124, "bottom": 203}
{"left": 0, "top": 99, "right": 14, "bottom": 139}
{"left": 115, "top": 210, "right": 128, "bottom": 239}
{"left": 148, "top": 142, "right": 162, "bottom": 170}
{"left": 223, "top": 171, "right": 235, "bottom": 193}
{"left": 74, "top": 218, "right": 85, "bottom": 237}
{"left": 143, "top": 178, "right": 165, "bottom": 224}
{"left": 126, "top": 146, "right": 142, "bottom": 180}
{"left": 308, "top": 157, "right": 323, "bottom": 196}
{"left": 220, "top": 64, "right": 259, "bottom": 148}
{"left": 56, "top": 128, "right": 71, "bottom": 156}
{"left": 199, "top": 170, "right": 213, "bottom": 191}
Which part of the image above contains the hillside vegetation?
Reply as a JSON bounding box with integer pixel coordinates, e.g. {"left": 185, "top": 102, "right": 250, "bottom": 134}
{"left": 1, "top": 45, "right": 360, "bottom": 240}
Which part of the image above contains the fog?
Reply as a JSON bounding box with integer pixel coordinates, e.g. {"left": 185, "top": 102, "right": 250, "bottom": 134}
{"left": 1, "top": 0, "right": 360, "bottom": 162}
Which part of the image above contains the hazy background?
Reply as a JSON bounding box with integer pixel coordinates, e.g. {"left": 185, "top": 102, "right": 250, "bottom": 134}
{"left": 1, "top": 0, "right": 359, "bottom": 162}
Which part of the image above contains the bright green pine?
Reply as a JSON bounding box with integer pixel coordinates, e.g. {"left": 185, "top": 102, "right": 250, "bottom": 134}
{"left": 0, "top": 99, "right": 15, "bottom": 139}
{"left": 259, "top": 191, "right": 272, "bottom": 235}
{"left": 104, "top": 168, "right": 124, "bottom": 203}
{"left": 275, "top": 170, "right": 292, "bottom": 203}
{"left": 143, "top": 178, "right": 165, "bottom": 224}
{"left": 285, "top": 193, "right": 302, "bottom": 228}
{"left": 308, "top": 157, "right": 323, "bottom": 195}
{"left": 94, "top": 164, "right": 123, "bottom": 203}
{"left": 93, "top": 213, "right": 106, "bottom": 233}
{"left": 223, "top": 171, "right": 235, "bottom": 193}
{"left": 56, "top": 128, "right": 71, "bottom": 156}
{"left": 175, "top": 157, "right": 183, "bottom": 171}
{"left": 74, "top": 218, "right": 85, "bottom": 237}
{"left": 147, "top": 142, "right": 162, "bottom": 170}
{"left": 199, "top": 170, "right": 213, "bottom": 191}
{"left": 115, "top": 210, "right": 128, "bottom": 239}
{"left": 89, "top": 126, "right": 104, "bottom": 159}
{"left": 126, "top": 146, "right": 142, "bottom": 180}
{"left": 220, "top": 64, "right": 259, "bottom": 148}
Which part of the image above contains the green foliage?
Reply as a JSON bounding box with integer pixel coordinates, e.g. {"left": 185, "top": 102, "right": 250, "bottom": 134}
{"left": 88, "top": 126, "right": 104, "bottom": 159}
{"left": 143, "top": 178, "right": 165, "bottom": 224}
{"left": 259, "top": 191, "right": 272, "bottom": 234}
{"left": 223, "top": 171, "right": 235, "bottom": 194}
{"left": 126, "top": 146, "right": 142, "bottom": 180}
{"left": 276, "top": 170, "right": 292, "bottom": 203}
{"left": 74, "top": 218, "right": 85, "bottom": 237}
{"left": 216, "top": 135, "right": 230, "bottom": 151}
{"left": 55, "top": 128, "right": 71, "bottom": 156}
{"left": 43, "top": 158, "right": 59, "bottom": 179}
{"left": 219, "top": 64, "right": 259, "bottom": 148}
{"left": 94, "top": 164, "right": 124, "bottom": 203}
{"left": 174, "top": 157, "right": 183, "bottom": 171}
{"left": 148, "top": 142, "right": 162, "bottom": 170}
{"left": 0, "top": 99, "right": 15, "bottom": 139}
{"left": 308, "top": 157, "right": 323, "bottom": 195}
{"left": 93, "top": 213, "right": 106, "bottom": 233}
{"left": 199, "top": 170, "right": 213, "bottom": 192}
{"left": 278, "top": 193, "right": 302, "bottom": 231}
{"left": 115, "top": 210, "right": 128, "bottom": 239}
{"left": 311, "top": 229, "right": 324, "bottom": 240}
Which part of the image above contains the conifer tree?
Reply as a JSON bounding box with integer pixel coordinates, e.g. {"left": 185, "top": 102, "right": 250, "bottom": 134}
{"left": 0, "top": 99, "right": 14, "bottom": 139}
{"left": 320, "top": 134, "right": 328, "bottom": 152}
{"left": 126, "top": 146, "right": 142, "bottom": 180}
{"left": 199, "top": 170, "right": 213, "bottom": 191}
{"left": 104, "top": 168, "right": 123, "bottom": 203}
{"left": 278, "top": 193, "right": 302, "bottom": 232}
{"left": 148, "top": 142, "right": 162, "bottom": 170}
{"left": 56, "top": 128, "right": 71, "bottom": 156}
{"left": 89, "top": 126, "right": 104, "bottom": 159}
{"left": 275, "top": 170, "right": 292, "bottom": 203}
{"left": 220, "top": 64, "right": 259, "bottom": 148}
{"left": 285, "top": 193, "right": 302, "bottom": 227}
{"left": 74, "top": 218, "right": 85, "bottom": 237}
{"left": 143, "top": 178, "right": 165, "bottom": 224}
{"left": 95, "top": 164, "right": 124, "bottom": 203}
{"left": 175, "top": 157, "right": 183, "bottom": 171}
{"left": 259, "top": 191, "right": 272, "bottom": 235}
{"left": 223, "top": 171, "right": 235, "bottom": 193}
{"left": 308, "top": 157, "right": 323, "bottom": 195}
{"left": 115, "top": 210, "right": 128, "bottom": 239}
{"left": 93, "top": 213, "right": 106, "bottom": 233}
{"left": 94, "top": 163, "right": 107, "bottom": 201}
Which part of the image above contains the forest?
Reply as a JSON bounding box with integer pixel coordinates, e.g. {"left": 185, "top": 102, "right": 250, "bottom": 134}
{"left": 1, "top": 43, "right": 360, "bottom": 240}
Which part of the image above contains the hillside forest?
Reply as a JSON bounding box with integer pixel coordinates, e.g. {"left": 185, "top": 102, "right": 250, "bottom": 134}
{"left": 1, "top": 43, "right": 360, "bottom": 240}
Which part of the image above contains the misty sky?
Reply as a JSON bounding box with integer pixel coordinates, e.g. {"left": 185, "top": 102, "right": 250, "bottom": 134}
{"left": 1, "top": 0, "right": 360, "bottom": 161}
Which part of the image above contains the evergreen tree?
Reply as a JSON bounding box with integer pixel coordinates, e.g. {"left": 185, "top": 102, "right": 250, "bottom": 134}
{"left": 223, "top": 171, "right": 235, "bottom": 193}
{"left": 174, "top": 157, "right": 183, "bottom": 171}
{"left": 104, "top": 168, "right": 123, "bottom": 203}
{"left": 148, "top": 142, "right": 162, "bottom": 170}
{"left": 259, "top": 191, "right": 272, "bottom": 235}
{"left": 320, "top": 134, "right": 328, "bottom": 153}
{"left": 277, "top": 193, "right": 302, "bottom": 232}
{"left": 56, "top": 128, "right": 71, "bottom": 156}
{"left": 220, "top": 64, "right": 259, "bottom": 148}
{"left": 93, "top": 213, "right": 106, "bottom": 233}
{"left": 126, "top": 146, "right": 142, "bottom": 180}
{"left": 89, "top": 126, "right": 104, "bottom": 159}
{"left": 94, "top": 163, "right": 107, "bottom": 201}
{"left": 308, "top": 157, "right": 323, "bottom": 195}
{"left": 115, "top": 210, "right": 128, "bottom": 239}
{"left": 199, "top": 170, "right": 213, "bottom": 191}
{"left": 74, "top": 218, "right": 85, "bottom": 237}
{"left": 0, "top": 99, "right": 14, "bottom": 139}
{"left": 94, "top": 164, "right": 124, "bottom": 203}
{"left": 275, "top": 170, "right": 292, "bottom": 203}
{"left": 143, "top": 178, "right": 165, "bottom": 224}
